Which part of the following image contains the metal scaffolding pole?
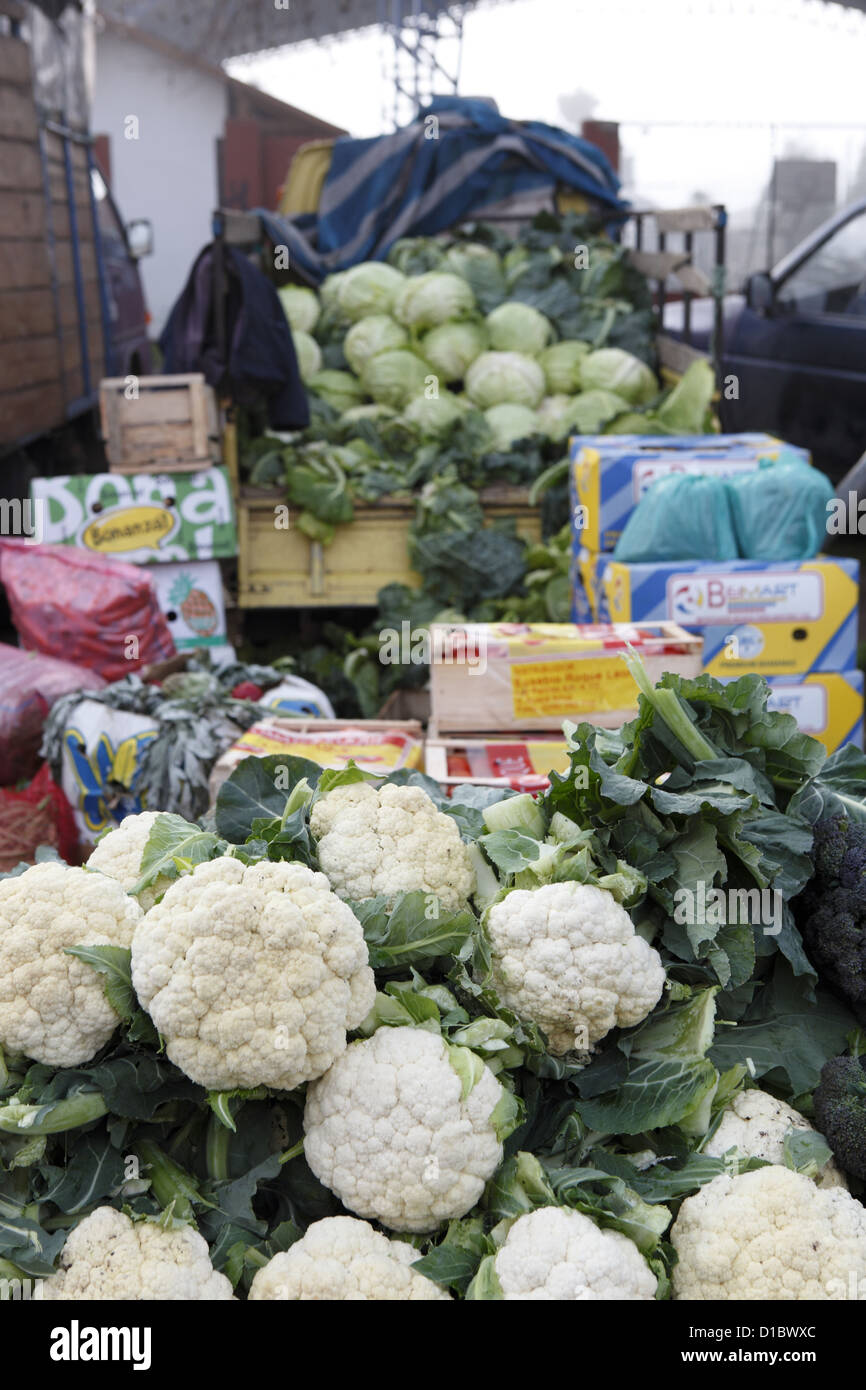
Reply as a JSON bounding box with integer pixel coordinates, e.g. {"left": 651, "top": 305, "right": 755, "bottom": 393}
{"left": 379, "top": 0, "right": 465, "bottom": 130}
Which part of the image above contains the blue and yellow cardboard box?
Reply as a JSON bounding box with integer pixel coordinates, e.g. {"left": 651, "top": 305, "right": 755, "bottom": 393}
{"left": 569, "top": 433, "right": 810, "bottom": 554}
{"left": 595, "top": 556, "right": 859, "bottom": 676}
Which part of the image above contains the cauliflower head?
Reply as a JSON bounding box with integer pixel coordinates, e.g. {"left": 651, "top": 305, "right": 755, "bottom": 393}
{"left": 86, "top": 811, "right": 170, "bottom": 912}
{"left": 671, "top": 1165, "right": 866, "bottom": 1300}
{"left": 248, "top": 1216, "right": 451, "bottom": 1301}
{"left": 0, "top": 861, "right": 142, "bottom": 1067}
{"left": 41, "top": 1207, "right": 234, "bottom": 1300}
{"left": 310, "top": 782, "right": 475, "bottom": 909}
{"left": 484, "top": 881, "right": 665, "bottom": 1053}
{"left": 703, "top": 1087, "right": 847, "bottom": 1190}
{"left": 130, "top": 857, "right": 375, "bottom": 1091}
{"left": 304, "top": 1025, "right": 505, "bottom": 1233}
{"left": 493, "top": 1206, "right": 657, "bottom": 1300}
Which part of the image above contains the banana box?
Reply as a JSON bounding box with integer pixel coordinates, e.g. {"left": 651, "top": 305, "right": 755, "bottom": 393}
{"left": 596, "top": 557, "right": 858, "bottom": 676}
{"left": 720, "top": 671, "right": 864, "bottom": 753}
{"left": 569, "top": 434, "right": 809, "bottom": 553}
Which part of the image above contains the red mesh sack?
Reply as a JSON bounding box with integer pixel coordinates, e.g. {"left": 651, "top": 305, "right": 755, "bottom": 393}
{"left": 0, "top": 541, "right": 176, "bottom": 682}
{"left": 0, "top": 763, "right": 80, "bottom": 870}
{"left": 0, "top": 642, "right": 106, "bottom": 784}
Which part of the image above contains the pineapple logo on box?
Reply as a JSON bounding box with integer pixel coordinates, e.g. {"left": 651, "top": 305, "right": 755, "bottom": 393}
{"left": 667, "top": 572, "right": 824, "bottom": 626}
{"left": 169, "top": 573, "right": 219, "bottom": 637}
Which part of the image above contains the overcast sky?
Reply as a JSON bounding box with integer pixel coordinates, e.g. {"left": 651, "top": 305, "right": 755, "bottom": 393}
{"left": 227, "top": 0, "right": 866, "bottom": 214}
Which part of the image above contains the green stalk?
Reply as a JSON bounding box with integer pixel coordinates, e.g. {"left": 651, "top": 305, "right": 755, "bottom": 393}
{"left": 135, "top": 1139, "right": 208, "bottom": 1223}
{"left": 205, "top": 1111, "right": 232, "bottom": 1182}
{"left": 0, "top": 1093, "right": 108, "bottom": 1136}
{"left": 622, "top": 646, "right": 717, "bottom": 763}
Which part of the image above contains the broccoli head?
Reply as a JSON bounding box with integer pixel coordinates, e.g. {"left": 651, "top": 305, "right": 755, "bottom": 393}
{"left": 795, "top": 815, "right": 866, "bottom": 1020}
{"left": 813, "top": 1055, "right": 866, "bottom": 1181}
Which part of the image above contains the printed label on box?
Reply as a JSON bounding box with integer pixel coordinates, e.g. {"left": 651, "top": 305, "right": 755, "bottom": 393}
{"left": 31, "top": 468, "right": 237, "bottom": 564}
{"left": 766, "top": 683, "right": 828, "bottom": 732}
{"left": 632, "top": 456, "right": 761, "bottom": 501}
{"left": 510, "top": 658, "right": 637, "bottom": 719}
{"left": 665, "top": 572, "right": 824, "bottom": 626}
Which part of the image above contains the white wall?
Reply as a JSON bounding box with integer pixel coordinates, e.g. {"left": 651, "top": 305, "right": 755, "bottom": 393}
{"left": 92, "top": 31, "right": 228, "bottom": 334}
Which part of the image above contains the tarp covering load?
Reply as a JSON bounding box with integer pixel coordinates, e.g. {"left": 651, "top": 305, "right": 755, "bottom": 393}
{"left": 257, "top": 97, "right": 624, "bottom": 282}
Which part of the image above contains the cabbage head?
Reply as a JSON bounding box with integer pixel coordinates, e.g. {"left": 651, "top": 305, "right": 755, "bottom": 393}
{"left": 465, "top": 351, "right": 546, "bottom": 409}
{"left": 336, "top": 262, "right": 406, "bottom": 321}
{"left": 443, "top": 242, "right": 502, "bottom": 280}
{"left": 393, "top": 271, "right": 476, "bottom": 329}
{"left": 538, "top": 340, "right": 591, "bottom": 394}
{"left": 420, "top": 321, "right": 488, "bottom": 383}
{"left": 292, "top": 330, "right": 322, "bottom": 383}
{"left": 485, "top": 301, "right": 553, "bottom": 355}
{"left": 307, "top": 369, "right": 366, "bottom": 413}
{"left": 402, "top": 390, "right": 466, "bottom": 438}
{"left": 580, "top": 348, "right": 658, "bottom": 405}
{"left": 536, "top": 394, "right": 579, "bottom": 441}
{"left": 361, "top": 349, "right": 432, "bottom": 409}
{"left": 319, "top": 271, "right": 348, "bottom": 308}
{"left": 343, "top": 314, "right": 408, "bottom": 376}
{"left": 484, "top": 403, "right": 540, "bottom": 451}
{"left": 567, "top": 389, "right": 630, "bottom": 434}
{"left": 278, "top": 285, "right": 320, "bottom": 334}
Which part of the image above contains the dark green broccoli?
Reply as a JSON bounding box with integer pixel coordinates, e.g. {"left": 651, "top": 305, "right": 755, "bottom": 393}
{"left": 795, "top": 814, "right": 866, "bottom": 1020}
{"left": 813, "top": 1055, "right": 866, "bottom": 1180}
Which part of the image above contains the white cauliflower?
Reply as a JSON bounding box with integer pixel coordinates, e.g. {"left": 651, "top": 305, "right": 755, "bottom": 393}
{"left": 130, "top": 857, "right": 375, "bottom": 1092}
{"left": 41, "top": 1207, "right": 234, "bottom": 1300}
{"left": 484, "top": 881, "right": 665, "bottom": 1053}
{"left": 0, "top": 862, "right": 142, "bottom": 1067}
{"left": 248, "top": 1216, "right": 451, "bottom": 1301}
{"left": 671, "top": 1165, "right": 866, "bottom": 1300}
{"left": 310, "top": 782, "right": 475, "bottom": 909}
{"left": 703, "top": 1087, "right": 847, "bottom": 1189}
{"left": 86, "top": 811, "right": 170, "bottom": 912}
{"left": 492, "top": 1206, "right": 657, "bottom": 1300}
{"left": 304, "top": 1025, "right": 505, "bottom": 1233}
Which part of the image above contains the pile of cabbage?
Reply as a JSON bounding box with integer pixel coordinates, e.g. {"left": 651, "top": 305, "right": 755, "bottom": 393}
{"left": 275, "top": 216, "right": 714, "bottom": 461}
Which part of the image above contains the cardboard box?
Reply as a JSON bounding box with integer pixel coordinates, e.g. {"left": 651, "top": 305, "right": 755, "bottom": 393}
{"left": 719, "top": 671, "right": 863, "bottom": 754}
{"left": 429, "top": 622, "right": 703, "bottom": 732}
{"left": 425, "top": 735, "right": 571, "bottom": 792}
{"left": 571, "top": 547, "right": 608, "bottom": 622}
{"left": 30, "top": 466, "right": 237, "bottom": 564}
{"left": 569, "top": 434, "right": 809, "bottom": 553}
{"left": 208, "top": 718, "right": 424, "bottom": 801}
{"left": 150, "top": 560, "right": 231, "bottom": 659}
{"left": 596, "top": 557, "right": 858, "bottom": 676}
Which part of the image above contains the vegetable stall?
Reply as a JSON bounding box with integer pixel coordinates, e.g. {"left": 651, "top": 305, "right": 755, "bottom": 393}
{"left": 1, "top": 661, "right": 864, "bottom": 1303}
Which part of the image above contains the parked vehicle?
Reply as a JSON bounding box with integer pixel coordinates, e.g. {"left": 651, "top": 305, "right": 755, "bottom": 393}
{"left": 665, "top": 198, "right": 866, "bottom": 482}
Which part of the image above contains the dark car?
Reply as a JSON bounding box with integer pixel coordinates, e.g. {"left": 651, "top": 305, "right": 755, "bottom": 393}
{"left": 665, "top": 198, "right": 866, "bottom": 483}
{"left": 90, "top": 164, "right": 154, "bottom": 380}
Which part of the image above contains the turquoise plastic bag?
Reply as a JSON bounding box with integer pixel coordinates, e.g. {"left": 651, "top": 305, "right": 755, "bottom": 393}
{"left": 612, "top": 472, "right": 739, "bottom": 563}
{"left": 727, "top": 454, "right": 834, "bottom": 561}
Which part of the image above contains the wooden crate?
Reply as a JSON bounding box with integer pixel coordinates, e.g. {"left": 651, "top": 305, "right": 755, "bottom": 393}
{"left": 237, "top": 485, "right": 543, "bottom": 609}
{"left": 429, "top": 622, "right": 704, "bottom": 733}
{"left": 100, "top": 374, "right": 220, "bottom": 473}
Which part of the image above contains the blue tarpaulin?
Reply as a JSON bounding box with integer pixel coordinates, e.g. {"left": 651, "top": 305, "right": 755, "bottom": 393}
{"left": 253, "top": 96, "right": 624, "bottom": 283}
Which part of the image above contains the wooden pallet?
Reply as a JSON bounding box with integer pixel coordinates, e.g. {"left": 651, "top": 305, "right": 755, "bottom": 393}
{"left": 100, "top": 373, "right": 220, "bottom": 473}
